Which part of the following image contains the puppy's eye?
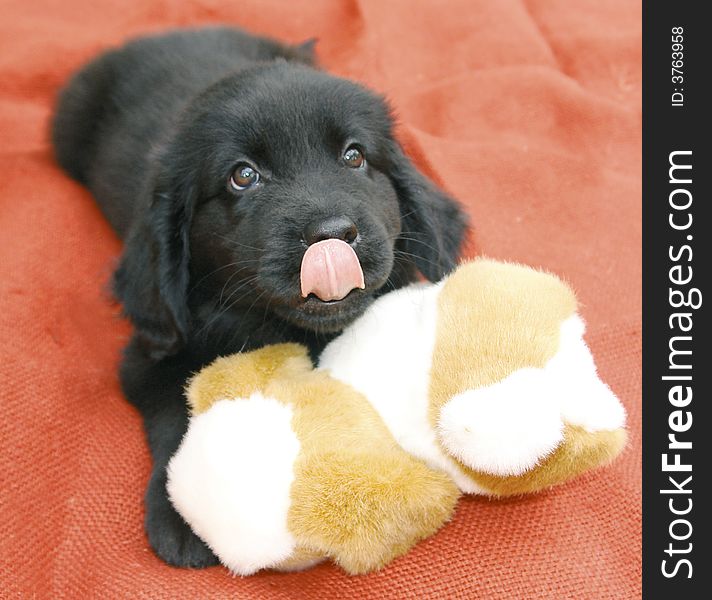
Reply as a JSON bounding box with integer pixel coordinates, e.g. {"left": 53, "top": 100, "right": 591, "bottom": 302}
{"left": 230, "top": 164, "right": 260, "bottom": 190}
{"left": 343, "top": 145, "right": 365, "bottom": 169}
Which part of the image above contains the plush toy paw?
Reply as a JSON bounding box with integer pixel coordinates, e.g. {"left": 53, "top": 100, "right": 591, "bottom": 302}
{"left": 422, "top": 261, "right": 627, "bottom": 496}
{"left": 168, "top": 344, "right": 459, "bottom": 575}
{"left": 167, "top": 395, "right": 301, "bottom": 574}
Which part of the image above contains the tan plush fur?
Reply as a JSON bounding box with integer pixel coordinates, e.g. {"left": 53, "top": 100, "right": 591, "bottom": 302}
{"left": 290, "top": 451, "right": 459, "bottom": 574}
{"left": 186, "top": 344, "right": 460, "bottom": 575}
{"left": 185, "top": 343, "right": 312, "bottom": 415}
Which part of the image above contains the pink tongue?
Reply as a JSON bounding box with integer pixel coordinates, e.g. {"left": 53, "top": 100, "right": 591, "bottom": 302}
{"left": 300, "top": 239, "right": 365, "bottom": 301}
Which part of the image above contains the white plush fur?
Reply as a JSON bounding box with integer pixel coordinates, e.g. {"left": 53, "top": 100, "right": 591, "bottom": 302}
{"left": 549, "top": 316, "right": 627, "bottom": 432}
{"left": 167, "top": 394, "right": 300, "bottom": 575}
{"left": 319, "top": 282, "right": 489, "bottom": 494}
{"left": 438, "top": 369, "right": 565, "bottom": 476}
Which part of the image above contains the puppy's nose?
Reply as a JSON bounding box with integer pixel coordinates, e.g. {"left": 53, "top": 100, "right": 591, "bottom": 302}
{"left": 303, "top": 216, "right": 358, "bottom": 245}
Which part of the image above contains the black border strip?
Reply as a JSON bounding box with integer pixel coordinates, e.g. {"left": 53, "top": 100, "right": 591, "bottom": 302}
{"left": 642, "top": 3, "right": 710, "bottom": 596}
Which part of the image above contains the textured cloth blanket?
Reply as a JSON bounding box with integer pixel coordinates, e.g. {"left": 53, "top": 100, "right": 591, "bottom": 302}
{"left": 0, "top": 1, "right": 641, "bottom": 597}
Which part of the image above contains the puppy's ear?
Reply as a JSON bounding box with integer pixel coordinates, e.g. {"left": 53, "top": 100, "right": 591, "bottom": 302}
{"left": 387, "top": 143, "right": 469, "bottom": 282}
{"left": 290, "top": 38, "right": 318, "bottom": 65}
{"left": 113, "top": 178, "right": 194, "bottom": 361}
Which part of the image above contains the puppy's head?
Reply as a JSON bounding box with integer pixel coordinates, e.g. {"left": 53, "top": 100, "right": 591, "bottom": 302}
{"left": 116, "top": 62, "right": 467, "bottom": 358}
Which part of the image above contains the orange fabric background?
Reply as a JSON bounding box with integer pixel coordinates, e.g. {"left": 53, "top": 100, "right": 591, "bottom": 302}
{"left": 0, "top": 1, "right": 641, "bottom": 598}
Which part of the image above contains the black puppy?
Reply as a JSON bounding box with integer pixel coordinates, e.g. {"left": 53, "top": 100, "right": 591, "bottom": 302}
{"left": 51, "top": 26, "right": 467, "bottom": 568}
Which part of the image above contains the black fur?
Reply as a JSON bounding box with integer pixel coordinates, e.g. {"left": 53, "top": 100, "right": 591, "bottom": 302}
{"left": 51, "top": 25, "right": 467, "bottom": 568}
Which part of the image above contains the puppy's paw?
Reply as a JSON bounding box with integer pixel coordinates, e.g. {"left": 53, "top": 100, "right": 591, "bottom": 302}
{"left": 145, "top": 470, "right": 220, "bottom": 568}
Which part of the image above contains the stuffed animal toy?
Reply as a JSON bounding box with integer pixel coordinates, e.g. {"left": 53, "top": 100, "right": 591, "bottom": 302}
{"left": 167, "top": 259, "right": 627, "bottom": 575}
